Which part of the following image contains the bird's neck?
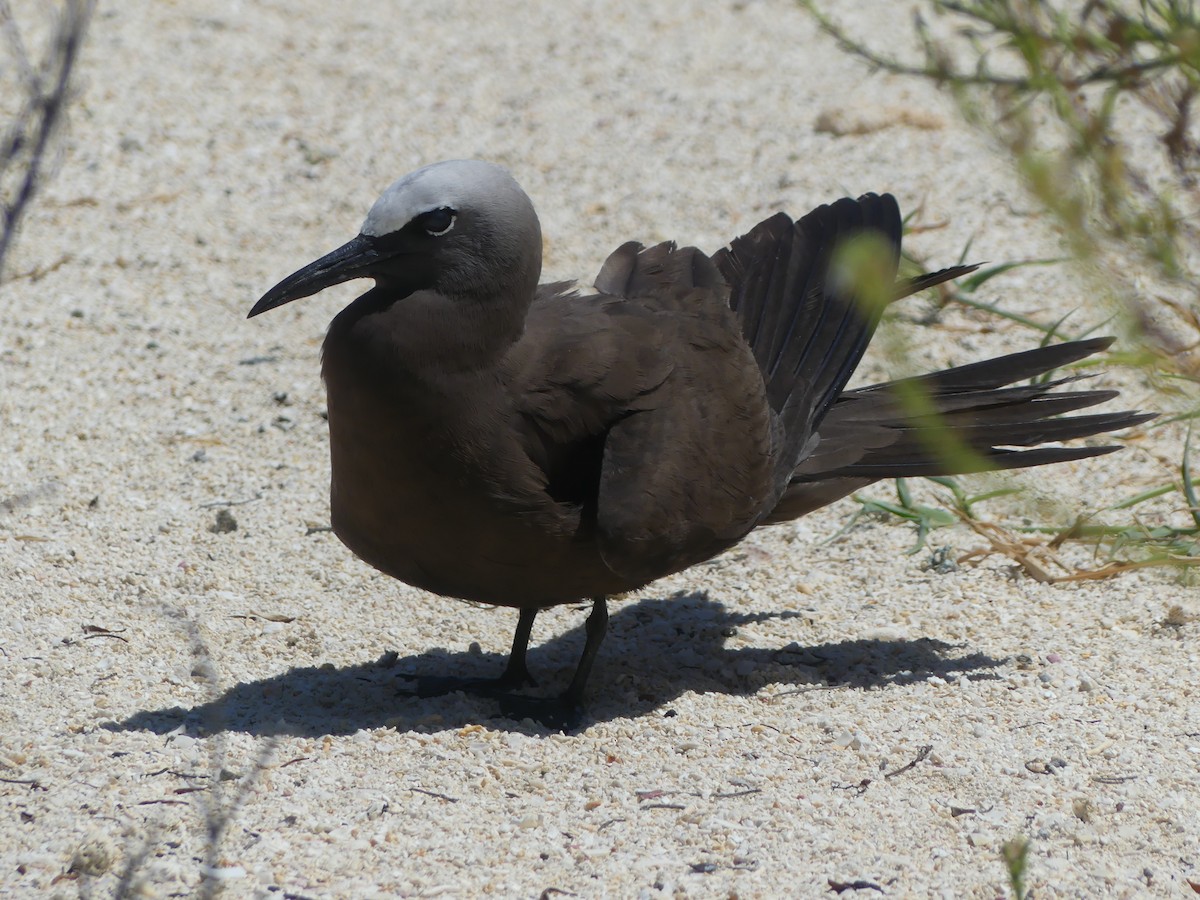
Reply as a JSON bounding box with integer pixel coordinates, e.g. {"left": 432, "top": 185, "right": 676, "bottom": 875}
{"left": 322, "top": 284, "right": 528, "bottom": 388}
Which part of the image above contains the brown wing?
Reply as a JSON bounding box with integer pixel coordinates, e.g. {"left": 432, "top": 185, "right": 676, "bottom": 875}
{"left": 508, "top": 244, "right": 776, "bottom": 583}
{"left": 711, "top": 194, "right": 909, "bottom": 492}
{"left": 505, "top": 281, "right": 673, "bottom": 516}
{"left": 593, "top": 242, "right": 776, "bottom": 581}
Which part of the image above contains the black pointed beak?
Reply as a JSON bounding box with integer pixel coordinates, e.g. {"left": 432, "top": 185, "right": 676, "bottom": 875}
{"left": 248, "top": 234, "right": 381, "bottom": 318}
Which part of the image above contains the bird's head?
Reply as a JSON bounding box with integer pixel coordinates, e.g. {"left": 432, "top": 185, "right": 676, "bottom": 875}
{"left": 248, "top": 159, "right": 542, "bottom": 318}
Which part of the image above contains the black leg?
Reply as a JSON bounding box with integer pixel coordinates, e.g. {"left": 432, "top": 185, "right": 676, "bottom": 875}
{"left": 498, "top": 606, "right": 538, "bottom": 688}
{"left": 561, "top": 596, "right": 608, "bottom": 710}
{"left": 404, "top": 606, "right": 538, "bottom": 698}
{"left": 498, "top": 596, "right": 608, "bottom": 732}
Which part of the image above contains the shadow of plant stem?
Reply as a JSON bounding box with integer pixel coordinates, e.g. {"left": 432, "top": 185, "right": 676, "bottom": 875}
{"left": 112, "top": 604, "right": 279, "bottom": 900}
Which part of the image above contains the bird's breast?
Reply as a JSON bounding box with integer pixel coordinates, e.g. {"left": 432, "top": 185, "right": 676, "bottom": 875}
{"left": 319, "top": 344, "right": 632, "bottom": 606}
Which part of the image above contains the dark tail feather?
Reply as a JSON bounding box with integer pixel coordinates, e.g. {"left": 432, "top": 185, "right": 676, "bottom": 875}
{"left": 861, "top": 336, "right": 1117, "bottom": 394}
{"left": 763, "top": 337, "right": 1155, "bottom": 524}
{"left": 712, "top": 194, "right": 907, "bottom": 489}
{"left": 738, "top": 195, "right": 902, "bottom": 425}
{"left": 832, "top": 410, "right": 1154, "bottom": 477}
{"left": 894, "top": 263, "right": 979, "bottom": 301}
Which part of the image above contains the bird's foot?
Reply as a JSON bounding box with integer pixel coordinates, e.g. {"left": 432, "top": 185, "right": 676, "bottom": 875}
{"left": 400, "top": 665, "right": 536, "bottom": 700}
{"left": 399, "top": 672, "right": 583, "bottom": 731}
{"left": 495, "top": 693, "right": 586, "bottom": 733}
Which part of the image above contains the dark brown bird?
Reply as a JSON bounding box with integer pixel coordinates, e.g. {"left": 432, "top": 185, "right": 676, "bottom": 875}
{"left": 249, "top": 160, "right": 1150, "bottom": 728}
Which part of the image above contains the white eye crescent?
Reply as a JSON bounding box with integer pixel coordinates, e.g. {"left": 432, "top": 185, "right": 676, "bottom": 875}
{"left": 420, "top": 207, "right": 456, "bottom": 236}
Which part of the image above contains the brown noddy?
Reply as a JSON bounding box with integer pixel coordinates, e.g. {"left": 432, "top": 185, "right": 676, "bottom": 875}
{"left": 249, "top": 159, "right": 1152, "bottom": 729}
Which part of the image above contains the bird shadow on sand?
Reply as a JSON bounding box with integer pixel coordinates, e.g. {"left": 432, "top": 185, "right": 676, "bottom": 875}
{"left": 111, "top": 591, "right": 1003, "bottom": 738}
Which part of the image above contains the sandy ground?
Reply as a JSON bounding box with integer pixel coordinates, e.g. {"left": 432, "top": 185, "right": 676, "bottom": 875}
{"left": 1, "top": 1, "right": 1197, "bottom": 897}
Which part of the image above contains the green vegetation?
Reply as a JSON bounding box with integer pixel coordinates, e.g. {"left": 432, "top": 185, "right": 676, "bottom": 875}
{"left": 804, "top": 0, "right": 1200, "bottom": 581}
{"left": 1001, "top": 836, "right": 1030, "bottom": 899}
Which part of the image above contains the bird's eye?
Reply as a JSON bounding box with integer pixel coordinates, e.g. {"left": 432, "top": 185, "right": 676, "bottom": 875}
{"left": 418, "top": 207, "right": 456, "bottom": 237}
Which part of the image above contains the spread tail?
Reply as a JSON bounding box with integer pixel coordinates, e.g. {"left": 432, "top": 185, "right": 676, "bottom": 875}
{"left": 765, "top": 337, "right": 1155, "bottom": 523}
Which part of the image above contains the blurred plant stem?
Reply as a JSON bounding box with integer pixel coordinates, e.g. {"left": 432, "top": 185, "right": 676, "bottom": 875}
{"left": 801, "top": 0, "right": 1200, "bottom": 381}
{"left": 0, "top": 0, "right": 94, "bottom": 280}
{"left": 803, "top": 1, "right": 1199, "bottom": 576}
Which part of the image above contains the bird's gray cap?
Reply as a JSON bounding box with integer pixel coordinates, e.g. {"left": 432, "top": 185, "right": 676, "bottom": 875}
{"left": 361, "top": 159, "right": 533, "bottom": 237}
